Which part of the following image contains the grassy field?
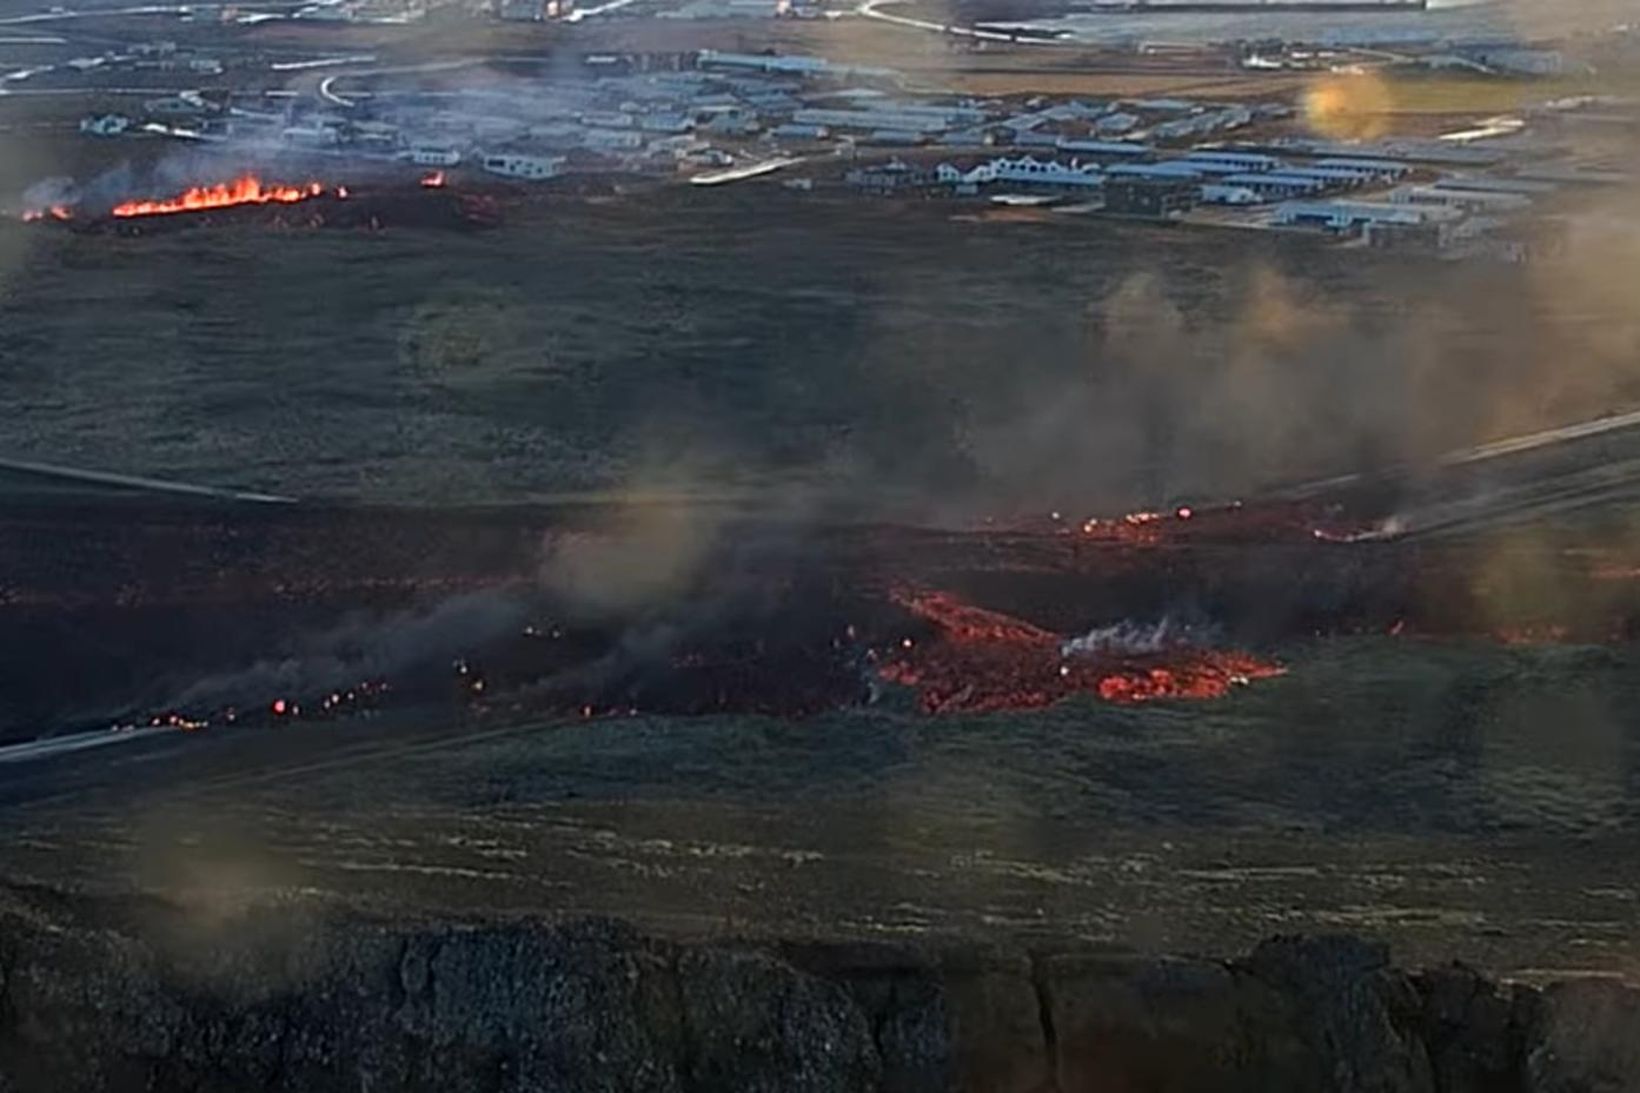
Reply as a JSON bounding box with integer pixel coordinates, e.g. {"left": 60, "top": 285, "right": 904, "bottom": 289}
{"left": 1384, "top": 69, "right": 1640, "bottom": 116}
{"left": 5, "top": 180, "right": 1624, "bottom": 511}
{"left": 6, "top": 634, "right": 1640, "bottom": 974}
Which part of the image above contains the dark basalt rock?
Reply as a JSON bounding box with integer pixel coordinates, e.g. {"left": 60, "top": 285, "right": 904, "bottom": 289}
{"left": 1525, "top": 980, "right": 1640, "bottom": 1093}
{"left": 1241, "top": 935, "right": 1435, "bottom": 1093}
{"left": 2, "top": 892, "right": 1638, "bottom": 1093}
{"left": 1042, "top": 950, "right": 1318, "bottom": 1093}
{"left": 1414, "top": 961, "right": 1527, "bottom": 1093}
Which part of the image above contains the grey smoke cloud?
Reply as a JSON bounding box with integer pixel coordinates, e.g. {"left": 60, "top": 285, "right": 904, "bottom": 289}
{"left": 166, "top": 588, "right": 530, "bottom": 712}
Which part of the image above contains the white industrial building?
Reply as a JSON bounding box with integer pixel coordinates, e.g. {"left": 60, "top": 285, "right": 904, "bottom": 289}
{"left": 698, "top": 50, "right": 828, "bottom": 74}
{"left": 1015, "top": 131, "right": 1062, "bottom": 148}
{"left": 645, "top": 134, "right": 708, "bottom": 158}
{"left": 1220, "top": 172, "right": 1326, "bottom": 199}
{"left": 1107, "top": 162, "right": 1203, "bottom": 180}
{"left": 1391, "top": 186, "right": 1532, "bottom": 213}
{"left": 282, "top": 125, "right": 341, "bottom": 147}
{"left": 1313, "top": 158, "right": 1411, "bottom": 182}
{"left": 1273, "top": 200, "right": 1462, "bottom": 232}
{"left": 1094, "top": 112, "right": 1140, "bottom": 135}
{"left": 1274, "top": 166, "right": 1377, "bottom": 188}
{"left": 935, "top": 155, "right": 1104, "bottom": 190}
{"left": 1199, "top": 184, "right": 1261, "bottom": 205}
{"left": 1151, "top": 106, "right": 1252, "bottom": 141}
{"left": 703, "top": 113, "right": 759, "bottom": 136}
{"left": 582, "top": 129, "right": 644, "bottom": 151}
{"left": 695, "top": 50, "right": 897, "bottom": 81}
{"left": 480, "top": 153, "right": 564, "bottom": 180}
{"left": 1054, "top": 138, "right": 1151, "bottom": 158}
{"left": 791, "top": 109, "right": 949, "bottom": 134}
{"left": 578, "top": 110, "right": 634, "bottom": 129}
{"left": 79, "top": 114, "right": 131, "bottom": 137}
{"left": 863, "top": 101, "right": 990, "bottom": 126}
{"left": 1173, "top": 159, "right": 1258, "bottom": 177}
{"left": 637, "top": 113, "right": 695, "bottom": 133}
{"left": 405, "top": 145, "right": 462, "bottom": 166}
{"left": 769, "top": 122, "right": 830, "bottom": 141}
{"left": 496, "top": 0, "right": 543, "bottom": 20}
{"left": 1183, "top": 150, "right": 1283, "bottom": 173}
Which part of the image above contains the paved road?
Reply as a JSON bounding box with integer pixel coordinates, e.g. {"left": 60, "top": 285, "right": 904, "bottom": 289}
{"left": 856, "top": 0, "right": 1038, "bottom": 45}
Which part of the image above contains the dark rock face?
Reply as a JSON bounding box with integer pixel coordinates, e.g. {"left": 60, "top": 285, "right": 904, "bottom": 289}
{"left": 1242, "top": 935, "right": 1435, "bottom": 1093}
{"left": 1414, "top": 962, "right": 1528, "bottom": 1093}
{"left": 676, "top": 948, "right": 880, "bottom": 1093}
{"left": 941, "top": 962, "right": 1047, "bottom": 1093}
{"left": 1043, "top": 951, "right": 1318, "bottom": 1093}
{"left": 1526, "top": 981, "right": 1640, "bottom": 1093}
{"left": 1, "top": 897, "right": 1638, "bottom": 1093}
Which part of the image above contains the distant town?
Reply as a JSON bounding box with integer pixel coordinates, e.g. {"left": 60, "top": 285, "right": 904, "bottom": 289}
{"left": 3, "top": 0, "right": 1636, "bottom": 260}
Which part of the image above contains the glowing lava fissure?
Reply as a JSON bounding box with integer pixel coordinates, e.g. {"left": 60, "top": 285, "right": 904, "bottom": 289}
{"left": 881, "top": 588, "right": 1285, "bottom": 714}
{"left": 110, "top": 174, "right": 334, "bottom": 218}
{"left": 890, "top": 588, "right": 1058, "bottom": 646}
{"left": 1004, "top": 499, "right": 1391, "bottom": 547}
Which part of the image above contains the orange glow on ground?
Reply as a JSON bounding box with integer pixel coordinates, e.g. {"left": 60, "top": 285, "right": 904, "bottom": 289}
{"left": 111, "top": 175, "right": 327, "bottom": 218}
{"left": 880, "top": 588, "right": 1286, "bottom": 714}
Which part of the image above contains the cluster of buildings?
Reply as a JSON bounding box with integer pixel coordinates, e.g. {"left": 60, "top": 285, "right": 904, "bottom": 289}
{"left": 4, "top": 38, "right": 231, "bottom": 94}
{"left": 915, "top": 148, "right": 1409, "bottom": 206}
{"left": 51, "top": 46, "right": 1329, "bottom": 182}
{"left": 771, "top": 90, "right": 1288, "bottom": 151}
{"left": 314, "top": 51, "right": 919, "bottom": 170}
{"left": 55, "top": 40, "right": 1633, "bottom": 256}
{"left": 116, "top": 51, "right": 1281, "bottom": 178}
{"left": 852, "top": 133, "right": 1631, "bottom": 258}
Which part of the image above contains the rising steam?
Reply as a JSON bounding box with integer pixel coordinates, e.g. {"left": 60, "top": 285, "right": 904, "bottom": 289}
{"left": 1061, "top": 618, "right": 1202, "bottom": 658}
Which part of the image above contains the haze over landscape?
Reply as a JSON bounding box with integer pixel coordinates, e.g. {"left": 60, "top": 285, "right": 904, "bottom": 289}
{"left": 2, "top": 0, "right": 1640, "bottom": 1087}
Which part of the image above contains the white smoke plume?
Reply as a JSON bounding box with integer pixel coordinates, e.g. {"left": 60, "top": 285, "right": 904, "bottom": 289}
{"left": 1061, "top": 618, "right": 1212, "bottom": 658}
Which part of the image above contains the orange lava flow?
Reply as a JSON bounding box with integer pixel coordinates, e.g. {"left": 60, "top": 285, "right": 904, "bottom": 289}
{"left": 111, "top": 174, "right": 326, "bottom": 218}
{"left": 891, "top": 588, "right": 1057, "bottom": 646}
{"left": 420, "top": 170, "right": 447, "bottom": 188}
{"left": 1077, "top": 509, "right": 1171, "bottom": 545}
{"left": 1093, "top": 653, "right": 1286, "bottom": 703}
{"left": 880, "top": 588, "right": 1285, "bottom": 714}
{"left": 21, "top": 204, "right": 72, "bottom": 222}
{"left": 1018, "top": 500, "right": 1385, "bottom": 547}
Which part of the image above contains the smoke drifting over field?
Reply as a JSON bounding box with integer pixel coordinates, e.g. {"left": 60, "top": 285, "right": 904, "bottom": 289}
{"left": 957, "top": 158, "right": 1640, "bottom": 514}
{"left": 165, "top": 589, "right": 530, "bottom": 714}
{"left": 2, "top": 7, "right": 1638, "bottom": 523}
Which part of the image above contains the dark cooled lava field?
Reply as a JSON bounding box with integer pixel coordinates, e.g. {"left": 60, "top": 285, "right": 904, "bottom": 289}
{"left": 7, "top": 445, "right": 1640, "bottom": 979}
{"left": 4, "top": 170, "right": 1640, "bottom": 1009}
{"left": 6, "top": 2, "right": 1640, "bottom": 1085}
{"left": 3, "top": 165, "right": 1640, "bottom": 984}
